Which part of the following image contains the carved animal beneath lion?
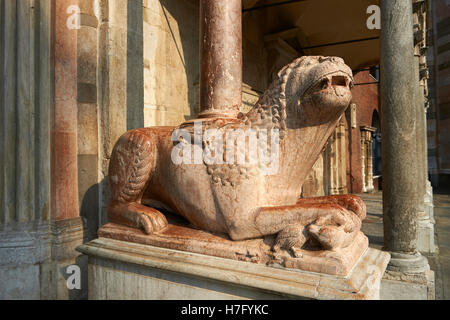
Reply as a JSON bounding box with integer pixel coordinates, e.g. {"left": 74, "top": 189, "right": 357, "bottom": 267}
{"left": 107, "top": 56, "right": 366, "bottom": 255}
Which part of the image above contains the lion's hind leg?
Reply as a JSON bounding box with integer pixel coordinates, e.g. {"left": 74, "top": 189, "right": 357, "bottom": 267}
{"left": 108, "top": 129, "right": 168, "bottom": 234}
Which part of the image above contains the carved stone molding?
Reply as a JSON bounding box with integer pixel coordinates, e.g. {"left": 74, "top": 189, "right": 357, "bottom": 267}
{"left": 0, "top": 218, "right": 87, "bottom": 267}
{"left": 0, "top": 222, "right": 51, "bottom": 266}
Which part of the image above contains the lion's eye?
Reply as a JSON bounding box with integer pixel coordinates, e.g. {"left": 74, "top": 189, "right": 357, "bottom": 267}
{"left": 313, "top": 79, "right": 329, "bottom": 91}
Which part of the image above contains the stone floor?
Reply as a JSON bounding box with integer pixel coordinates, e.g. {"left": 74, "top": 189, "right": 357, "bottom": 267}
{"left": 359, "top": 190, "right": 450, "bottom": 300}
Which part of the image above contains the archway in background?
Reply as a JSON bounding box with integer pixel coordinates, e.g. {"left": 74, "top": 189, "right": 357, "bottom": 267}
{"left": 372, "top": 110, "right": 382, "bottom": 189}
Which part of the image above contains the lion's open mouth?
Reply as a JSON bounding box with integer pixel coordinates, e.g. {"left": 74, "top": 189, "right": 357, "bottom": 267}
{"left": 306, "top": 71, "right": 354, "bottom": 96}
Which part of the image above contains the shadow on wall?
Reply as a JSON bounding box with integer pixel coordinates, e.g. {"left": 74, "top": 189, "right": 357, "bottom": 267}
{"left": 127, "top": 0, "right": 145, "bottom": 130}
{"left": 77, "top": 178, "right": 109, "bottom": 300}
{"left": 80, "top": 178, "right": 109, "bottom": 241}
{"left": 58, "top": 255, "right": 89, "bottom": 300}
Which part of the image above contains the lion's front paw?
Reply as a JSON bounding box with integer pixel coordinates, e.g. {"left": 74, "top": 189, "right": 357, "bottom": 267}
{"left": 273, "top": 225, "right": 308, "bottom": 257}
{"left": 138, "top": 209, "right": 168, "bottom": 235}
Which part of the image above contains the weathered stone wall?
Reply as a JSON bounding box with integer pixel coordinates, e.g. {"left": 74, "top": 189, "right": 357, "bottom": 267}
{"left": 79, "top": 0, "right": 145, "bottom": 243}
{"left": 95, "top": 0, "right": 145, "bottom": 226}
{"left": 143, "top": 0, "right": 199, "bottom": 126}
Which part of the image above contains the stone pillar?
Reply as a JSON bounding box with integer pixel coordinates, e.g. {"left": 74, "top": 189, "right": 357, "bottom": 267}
{"left": 323, "top": 119, "right": 347, "bottom": 196}
{"left": 361, "top": 127, "right": 376, "bottom": 193}
{"left": 361, "top": 133, "right": 367, "bottom": 193}
{"left": 413, "top": 39, "right": 426, "bottom": 224}
{"left": 77, "top": 0, "right": 100, "bottom": 240}
{"left": 97, "top": 0, "right": 112, "bottom": 228}
{"left": 325, "top": 136, "right": 336, "bottom": 195}
{"left": 380, "top": 0, "right": 430, "bottom": 273}
{"left": 0, "top": 0, "right": 88, "bottom": 300}
{"left": 0, "top": 0, "right": 52, "bottom": 299}
{"left": 47, "top": 0, "right": 88, "bottom": 299}
{"left": 54, "top": 0, "right": 80, "bottom": 221}
{"left": 199, "top": 0, "right": 242, "bottom": 119}
{"left": 338, "top": 119, "right": 348, "bottom": 194}
{"left": 413, "top": 0, "right": 436, "bottom": 254}
{"left": 366, "top": 142, "right": 374, "bottom": 191}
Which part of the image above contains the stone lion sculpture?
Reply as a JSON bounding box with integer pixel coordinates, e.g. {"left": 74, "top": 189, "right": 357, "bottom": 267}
{"left": 107, "top": 56, "right": 366, "bottom": 254}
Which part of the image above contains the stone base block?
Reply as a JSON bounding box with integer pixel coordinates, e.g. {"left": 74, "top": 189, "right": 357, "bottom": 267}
{"left": 417, "top": 218, "right": 437, "bottom": 254}
{"left": 0, "top": 218, "right": 88, "bottom": 300}
{"left": 98, "top": 219, "right": 369, "bottom": 277}
{"left": 381, "top": 269, "right": 435, "bottom": 300}
{"left": 0, "top": 264, "right": 41, "bottom": 300}
{"left": 417, "top": 182, "right": 437, "bottom": 254}
{"left": 77, "top": 238, "right": 390, "bottom": 300}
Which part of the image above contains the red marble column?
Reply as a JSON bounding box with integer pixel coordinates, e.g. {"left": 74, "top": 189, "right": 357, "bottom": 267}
{"left": 199, "top": 0, "right": 242, "bottom": 119}
{"left": 52, "top": 0, "right": 80, "bottom": 220}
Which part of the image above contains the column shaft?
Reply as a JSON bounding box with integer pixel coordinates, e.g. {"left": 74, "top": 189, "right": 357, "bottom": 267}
{"left": 415, "top": 55, "right": 426, "bottom": 214}
{"left": 413, "top": 0, "right": 436, "bottom": 253}
{"left": 0, "top": 0, "right": 51, "bottom": 225}
{"left": 1, "top": 0, "right": 18, "bottom": 224}
{"left": 380, "top": 0, "right": 419, "bottom": 254}
{"left": 0, "top": 0, "right": 53, "bottom": 299}
{"left": 199, "top": 0, "right": 242, "bottom": 118}
{"left": 53, "top": 0, "right": 80, "bottom": 220}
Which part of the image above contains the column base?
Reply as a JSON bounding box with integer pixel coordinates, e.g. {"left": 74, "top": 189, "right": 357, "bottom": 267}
{"left": 0, "top": 221, "right": 51, "bottom": 300}
{"left": 381, "top": 269, "right": 435, "bottom": 300}
{"left": 41, "top": 218, "right": 89, "bottom": 300}
{"left": 381, "top": 251, "right": 435, "bottom": 300}
{"left": 0, "top": 218, "right": 87, "bottom": 300}
{"left": 77, "top": 238, "right": 390, "bottom": 300}
{"left": 387, "top": 252, "right": 430, "bottom": 273}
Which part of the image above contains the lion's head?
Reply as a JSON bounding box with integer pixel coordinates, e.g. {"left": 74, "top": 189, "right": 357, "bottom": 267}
{"left": 283, "top": 56, "right": 354, "bottom": 126}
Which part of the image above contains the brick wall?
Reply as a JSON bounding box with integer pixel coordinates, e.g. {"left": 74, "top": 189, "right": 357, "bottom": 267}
{"left": 346, "top": 70, "right": 380, "bottom": 193}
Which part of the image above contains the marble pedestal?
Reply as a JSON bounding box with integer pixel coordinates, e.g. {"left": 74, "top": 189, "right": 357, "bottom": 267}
{"left": 77, "top": 238, "right": 390, "bottom": 300}
{"left": 97, "top": 216, "right": 370, "bottom": 277}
